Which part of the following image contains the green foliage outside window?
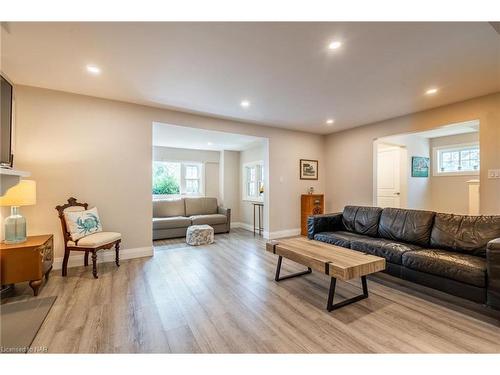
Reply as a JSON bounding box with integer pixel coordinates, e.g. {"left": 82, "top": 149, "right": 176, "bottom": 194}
{"left": 152, "top": 164, "right": 180, "bottom": 195}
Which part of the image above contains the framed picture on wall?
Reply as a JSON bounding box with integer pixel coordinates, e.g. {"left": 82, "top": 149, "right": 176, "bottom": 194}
{"left": 412, "top": 156, "right": 430, "bottom": 177}
{"left": 299, "top": 159, "right": 318, "bottom": 180}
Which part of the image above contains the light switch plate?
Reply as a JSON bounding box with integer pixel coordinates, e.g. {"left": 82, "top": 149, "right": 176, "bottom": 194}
{"left": 488, "top": 169, "right": 500, "bottom": 179}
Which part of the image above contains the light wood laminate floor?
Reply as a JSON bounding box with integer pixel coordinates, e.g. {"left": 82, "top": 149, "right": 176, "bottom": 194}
{"left": 4, "top": 229, "right": 500, "bottom": 353}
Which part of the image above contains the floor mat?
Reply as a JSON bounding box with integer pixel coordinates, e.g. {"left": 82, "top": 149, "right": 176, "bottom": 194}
{"left": 0, "top": 296, "right": 56, "bottom": 353}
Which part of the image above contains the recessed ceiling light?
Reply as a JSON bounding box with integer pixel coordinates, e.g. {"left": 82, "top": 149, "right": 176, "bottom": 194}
{"left": 326, "top": 119, "right": 335, "bottom": 125}
{"left": 240, "top": 100, "right": 250, "bottom": 108}
{"left": 207, "top": 142, "right": 213, "bottom": 146}
{"left": 425, "top": 88, "right": 438, "bottom": 95}
{"left": 86, "top": 65, "right": 101, "bottom": 75}
{"left": 328, "top": 41, "right": 342, "bottom": 50}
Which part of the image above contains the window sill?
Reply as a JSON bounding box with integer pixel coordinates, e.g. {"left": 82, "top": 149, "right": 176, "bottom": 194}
{"left": 243, "top": 197, "right": 264, "bottom": 203}
{"left": 153, "top": 194, "right": 205, "bottom": 201}
{"left": 433, "top": 171, "right": 479, "bottom": 177}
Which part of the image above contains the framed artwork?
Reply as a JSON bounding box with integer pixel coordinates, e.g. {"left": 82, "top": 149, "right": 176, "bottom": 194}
{"left": 412, "top": 156, "right": 430, "bottom": 177}
{"left": 300, "top": 159, "right": 318, "bottom": 180}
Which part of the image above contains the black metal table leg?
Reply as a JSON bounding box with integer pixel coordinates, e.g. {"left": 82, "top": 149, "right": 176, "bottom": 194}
{"left": 274, "top": 256, "right": 312, "bottom": 282}
{"left": 258, "top": 204, "right": 263, "bottom": 236}
{"left": 253, "top": 204, "right": 256, "bottom": 236}
{"left": 326, "top": 275, "right": 369, "bottom": 311}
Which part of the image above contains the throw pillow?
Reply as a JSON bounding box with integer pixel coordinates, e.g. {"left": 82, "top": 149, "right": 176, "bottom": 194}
{"left": 64, "top": 207, "right": 103, "bottom": 241}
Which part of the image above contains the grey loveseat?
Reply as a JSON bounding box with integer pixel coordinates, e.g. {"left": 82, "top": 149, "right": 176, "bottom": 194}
{"left": 153, "top": 197, "right": 231, "bottom": 240}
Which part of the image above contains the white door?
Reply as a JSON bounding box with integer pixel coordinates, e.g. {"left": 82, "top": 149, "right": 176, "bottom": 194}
{"left": 377, "top": 147, "right": 401, "bottom": 208}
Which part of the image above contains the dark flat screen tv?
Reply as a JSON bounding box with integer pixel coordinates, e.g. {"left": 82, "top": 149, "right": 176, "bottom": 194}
{"left": 1, "top": 74, "right": 13, "bottom": 167}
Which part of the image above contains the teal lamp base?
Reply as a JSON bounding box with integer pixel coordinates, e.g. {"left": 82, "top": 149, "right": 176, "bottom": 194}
{"left": 3, "top": 206, "right": 27, "bottom": 244}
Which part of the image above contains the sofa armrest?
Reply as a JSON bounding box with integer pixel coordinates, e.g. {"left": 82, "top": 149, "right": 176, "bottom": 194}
{"left": 487, "top": 238, "right": 500, "bottom": 309}
{"left": 218, "top": 207, "right": 231, "bottom": 232}
{"left": 218, "top": 207, "right": 230, "bottom": 216}
{"left": 307, "top": 213, "right": 343, "bottom": 240}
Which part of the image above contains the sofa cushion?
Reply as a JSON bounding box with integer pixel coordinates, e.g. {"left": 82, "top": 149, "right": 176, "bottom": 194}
{"left": 153, "top": 216, "right": 191, "bottom": 230}
{"left": 402, "top": 249, "right": 486, "bottom": 287}
{"left": 64, "top": 207, "right": 103, "bottom": 241}
{"left": 350, "top": 237, "right": 422, "bottom": 265}
{"left": 185, "top": 197, "right": 218, "bottom": 216}
{"left": 342, "top": 206, "right": 383, "bottom": 237}
{"left": 430, "top": 213, "right": 500, "bottom": 257}
{"left": 153, "top": 199, "right": 185, "bottom": 218}
{"left": 190, "top": 214, "right": 227, "bottom": 226}
{"left": 378, "top": 207, "right": 435, "bottom": 247}
{"left": 313, "top": 231, "right": 369, "bottom": 248}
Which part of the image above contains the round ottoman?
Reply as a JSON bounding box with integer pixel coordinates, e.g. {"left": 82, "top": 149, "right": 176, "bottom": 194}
{"left": 186, "top": 225, "right": 214, "bottom": 246}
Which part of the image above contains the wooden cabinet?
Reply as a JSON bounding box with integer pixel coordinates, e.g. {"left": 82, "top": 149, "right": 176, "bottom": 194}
{"left": 0, "top": 234, "right": 53, "bottom": 296}
{"left": 301, "top": 194, "right": 324, "bottom": 236}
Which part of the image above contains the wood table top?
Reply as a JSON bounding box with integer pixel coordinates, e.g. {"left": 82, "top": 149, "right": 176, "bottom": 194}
{"left": 0, "top": 234, "right": 53, "bottom": 251}
{"left": 266, "top": 236, "right": 385, "bottom": 280}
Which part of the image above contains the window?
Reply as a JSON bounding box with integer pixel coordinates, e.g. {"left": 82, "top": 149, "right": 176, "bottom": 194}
{"left": 153, "top": 161, "right": 204, "bottom": 198}
{"left": 243, "top": 161, "right": 264, "bottom": 202}
{"left": 152, "top": 162, "right": 180, "bottom": 196}
{"left": 433, "top": 143, "right": 480, "bottom": 176}
{"left": 184, "top": 164, "right": 201, "bottom": 194}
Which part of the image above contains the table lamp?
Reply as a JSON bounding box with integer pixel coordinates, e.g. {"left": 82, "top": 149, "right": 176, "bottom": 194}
{"left": 0, "top": 180, "right": 36, "bottom": 244}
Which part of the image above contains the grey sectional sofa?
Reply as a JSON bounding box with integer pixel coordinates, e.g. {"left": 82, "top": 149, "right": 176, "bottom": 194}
{"left": 153, "top": 197, "right": 231, "bottom": 240}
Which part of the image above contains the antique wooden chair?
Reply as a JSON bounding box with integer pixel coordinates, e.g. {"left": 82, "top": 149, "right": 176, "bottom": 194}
{"left": 55, "top": 197, "right": 121, "bottom": 278}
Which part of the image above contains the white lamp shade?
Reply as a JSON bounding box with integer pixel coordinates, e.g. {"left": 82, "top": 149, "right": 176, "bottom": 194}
{"left": 0, "top": 180, "right": 37, "bottom": 207}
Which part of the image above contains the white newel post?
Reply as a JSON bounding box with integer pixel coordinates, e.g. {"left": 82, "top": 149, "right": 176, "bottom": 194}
{"left": 466, "top": 179, "right": 480, "bottom": 215}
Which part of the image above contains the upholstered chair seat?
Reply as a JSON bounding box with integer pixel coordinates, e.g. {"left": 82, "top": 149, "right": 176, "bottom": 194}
{"left": 56, "top": 197, "right": 121, "bottom": 279}
{"left": 67, "top": 231, "right": 121, "bottom": 247}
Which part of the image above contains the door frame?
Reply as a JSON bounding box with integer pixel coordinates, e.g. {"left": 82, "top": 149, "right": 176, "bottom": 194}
{"left": 373, "top": 140, "right": 408, "bottom": 208}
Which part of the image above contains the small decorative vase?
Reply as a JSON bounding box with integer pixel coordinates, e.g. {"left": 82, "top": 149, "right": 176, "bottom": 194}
{"left": 308, "top": 187, "right": 314, "bottom": 194}
{"left": 4, "top": 206, "right": 27, "bottom": 244}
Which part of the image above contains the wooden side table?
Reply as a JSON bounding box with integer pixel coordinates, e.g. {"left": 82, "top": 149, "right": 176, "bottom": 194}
{"left": 0, "top": 235, "right": 54, "bottom": 296}
{"left": 301, "top": 194, "right": 324, "bottom": 236}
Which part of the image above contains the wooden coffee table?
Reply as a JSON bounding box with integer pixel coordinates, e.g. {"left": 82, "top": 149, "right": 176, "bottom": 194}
{"left": 266, "top": 237, "right": 386, "bottom": 311}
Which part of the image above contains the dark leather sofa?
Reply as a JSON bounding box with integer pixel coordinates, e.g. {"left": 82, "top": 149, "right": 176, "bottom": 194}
{"left": 307, "top": 206, "right": 500, "bottom": 309}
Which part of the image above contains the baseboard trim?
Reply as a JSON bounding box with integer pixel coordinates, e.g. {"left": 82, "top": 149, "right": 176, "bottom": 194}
{"left": 232, "top": 222, "right": 300, "bottom": 240}
{"left": 267, "top": 228, "right": 301, "bottom": 239}
{"left": 232, "top": 222, "right": 254, "bottom": 232}
{"left": 232, "top": 222, "right": 270, "bottom": 238}
{"left": 52, "top": 246, "right": 154, "bottom": 270}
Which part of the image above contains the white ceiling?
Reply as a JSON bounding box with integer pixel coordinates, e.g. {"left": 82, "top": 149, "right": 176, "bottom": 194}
{"left": 153, "top": 122, "right": 265, "bottom": 151}
{"left": 2, "top": 22, "right": 499, "bottom": 134}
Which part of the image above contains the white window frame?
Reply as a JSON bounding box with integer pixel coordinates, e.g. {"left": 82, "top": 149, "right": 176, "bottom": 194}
{"left": 242, "top": 160, "right": 264, "bottom": 202}
{"left": 153, "top": 161, "right": 205, "bottom": 200}
{"left": 181, "top": 163, "right": 204, "bottom": 196}
{"left": 433, "top": 142, "right": 480, "bottom": 177}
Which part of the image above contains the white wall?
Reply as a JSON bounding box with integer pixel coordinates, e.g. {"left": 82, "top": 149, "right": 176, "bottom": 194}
{"left": 153, "top": 146, "right": 221, "bottom": 198}
{"left": 153, "top": 146, "right": 220, "bottom": 163}
{"left": 374, "top": 130, "right": 482, "bottom": 214}
{"left": 239, "top": 142, "right": 266, "bottom": 228}
{"left": 5, "top": 85, "right": 496, "bottom": 265}
{"left": 376, "top": 134, "right": 431, "bottom": 210}
{"left": 219, "top": 150, "right": 241, "bottom": 223}
{"left": 429, "top": 132, "right": 480, "bottom": 214}
{"left": 9, "top": 85, "right": 325, "bottom": 260}
{"left": 324, "top": 93, "right": 500, "bottom": 215}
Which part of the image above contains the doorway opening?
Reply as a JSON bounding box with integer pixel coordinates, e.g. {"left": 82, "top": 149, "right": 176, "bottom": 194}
{"left": 373, "top": 120, "right": 480, "bottom": 214}
{"left": 151, "top": 122, "right": 270, "bottom": 246}
{"left": 376, "top": 143, "right": 407, "bottom": 208}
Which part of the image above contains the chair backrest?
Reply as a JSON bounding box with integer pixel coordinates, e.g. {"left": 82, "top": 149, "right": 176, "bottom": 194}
{"left": 55, "top": 197, "right": 88, "bottom": 243}
{"left": 184, "top": 197, "right": 218, "bottom": 216}
{"left": 153, "top": 199, "right": 186, "bottom": 218}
